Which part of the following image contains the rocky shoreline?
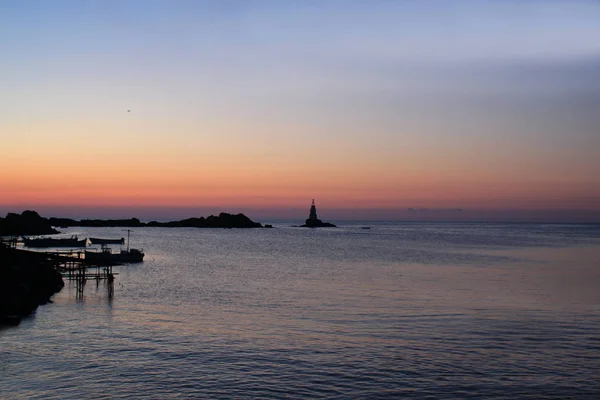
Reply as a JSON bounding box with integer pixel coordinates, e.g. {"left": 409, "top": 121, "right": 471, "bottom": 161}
{"left": 0, "top": 246, "right": 64, "bottom": 325}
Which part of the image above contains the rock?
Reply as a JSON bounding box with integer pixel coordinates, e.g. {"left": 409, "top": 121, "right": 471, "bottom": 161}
{"left": 48, "top": 217, "right": 77, "bottom": 227}
{"left": 0, "top": 210, "right": 58, "bottom": 236}
{"left": 0, "top": 246, "right": 64, "bottom": 324}
{"left": 147, "top": 213, "right": 263, "bottom": 228}
{"left": 78, "top": 218, "right": 144, "bottom": 227}
{"left": 301, "top": 219, "right": 337, "bottom": 228}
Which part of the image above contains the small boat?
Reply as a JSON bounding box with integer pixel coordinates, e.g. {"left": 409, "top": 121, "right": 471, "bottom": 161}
{"left": 85, "top": 230, "right": 143, "bottom": 265}
{"left": 89, "top": 237, "right": 125, "bottom": 245}
{"left": 23, "top": 235, "right": 87, "bottom": 248}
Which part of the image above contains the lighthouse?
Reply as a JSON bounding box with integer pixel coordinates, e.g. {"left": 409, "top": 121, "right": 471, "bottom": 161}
{"left": 302, "top": 199, "right": 336, "bottom": 228}
{"left": 308, "top": 199, "right": 318, "bottom": 222}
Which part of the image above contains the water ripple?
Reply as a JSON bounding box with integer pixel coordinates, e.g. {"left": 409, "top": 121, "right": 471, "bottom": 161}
{"left": 2, "top": 223, "right": 600, "bottom": 398}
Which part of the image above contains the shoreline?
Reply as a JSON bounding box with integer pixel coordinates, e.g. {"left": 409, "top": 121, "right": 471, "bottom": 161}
{"left": 0, "top": 210, "right": 266, "bottom": 238}
{"left": 0, "top": 246, "right": 64, "bottom": 325}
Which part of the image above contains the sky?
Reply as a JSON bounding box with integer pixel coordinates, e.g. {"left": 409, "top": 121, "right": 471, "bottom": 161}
{"left": 1, "top": 0, "right": 599, "bottom": 222}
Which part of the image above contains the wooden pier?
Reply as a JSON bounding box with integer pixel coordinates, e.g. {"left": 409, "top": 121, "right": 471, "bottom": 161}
{"left": 43, "top": 250, "right": 117, "bottom": 297}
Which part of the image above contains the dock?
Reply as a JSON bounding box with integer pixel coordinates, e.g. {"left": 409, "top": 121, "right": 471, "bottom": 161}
{"left": 44, "top": 249, "right": 117, "bottom": 297}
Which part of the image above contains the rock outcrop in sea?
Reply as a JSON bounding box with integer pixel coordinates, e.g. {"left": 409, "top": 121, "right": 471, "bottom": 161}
{"left": 147, "top": 213, "right": 263, "bottom": 228}
{"left": 300, "top": 200, "right": 336, "bottom": 228}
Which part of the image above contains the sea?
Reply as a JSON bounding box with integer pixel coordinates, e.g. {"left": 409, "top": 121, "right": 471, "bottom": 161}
{"left": 1, "top": 222, "right": 600, "bottom": 399}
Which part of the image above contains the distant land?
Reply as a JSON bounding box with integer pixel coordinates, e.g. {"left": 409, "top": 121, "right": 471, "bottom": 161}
{"left": 49, "top": 213, "right": 263, "bottom": 229}
{"left": 1, "top": 207, "right": 600, "bottom": 225}
{"left": 0, "top": 210, "right": 264, "bottom": 236}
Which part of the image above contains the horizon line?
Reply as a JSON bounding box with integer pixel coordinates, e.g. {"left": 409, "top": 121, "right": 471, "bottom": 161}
{"left": 2, "top": 206, "right": 600, "bottom": 224}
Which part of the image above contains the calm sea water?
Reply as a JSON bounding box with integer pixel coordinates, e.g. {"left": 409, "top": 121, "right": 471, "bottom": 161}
{"left": 1, "top": 222, "right": 600, "bottom": 399}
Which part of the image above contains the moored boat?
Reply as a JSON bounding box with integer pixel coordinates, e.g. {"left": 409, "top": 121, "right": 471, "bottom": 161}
{"left": 89, "top": 237, "right": 125, "bottom": 245}
{"left": 85, "top": 229, "right": 144, "bottom": 264}
{"left": 23, "top": 235, "right": 87, "bottom": 248}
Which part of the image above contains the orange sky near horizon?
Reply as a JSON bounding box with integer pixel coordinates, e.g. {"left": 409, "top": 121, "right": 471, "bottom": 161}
{"left": 2, "top": 134, "right": 598, "bottom": 211}
{"left": 2, "top": 110, "right": 599, "bottom": 212}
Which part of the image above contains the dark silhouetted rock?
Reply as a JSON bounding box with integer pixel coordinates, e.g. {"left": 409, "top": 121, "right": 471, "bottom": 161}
{"left": 0, "top": 210, "right": 59, "bottom": 236}
{"left": 78, "top": 218, "right": 143, "bottom": 227}
{"left": 301, "top": 219, "right": 336, "bottom": 228}
{"left": 0, "top": 246, "right": 64, "bottom": 324}
{"left": 48, "top": 217, "right": 77, "bottom": 227}
{"left": 147, "top": 213, "right": 262, "bottom": 228}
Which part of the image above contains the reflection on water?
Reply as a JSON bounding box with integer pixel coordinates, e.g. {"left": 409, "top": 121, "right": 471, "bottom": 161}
{"left": 1, "top": 223, "right": 600, "bottom": 399}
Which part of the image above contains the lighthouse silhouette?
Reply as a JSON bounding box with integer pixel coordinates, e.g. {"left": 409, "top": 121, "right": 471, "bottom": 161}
{"left": 301, "top": 199, "right": 336, "bottom": 227}
{"left": 308, "top": 199, "right": 318, "bottom": 222}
